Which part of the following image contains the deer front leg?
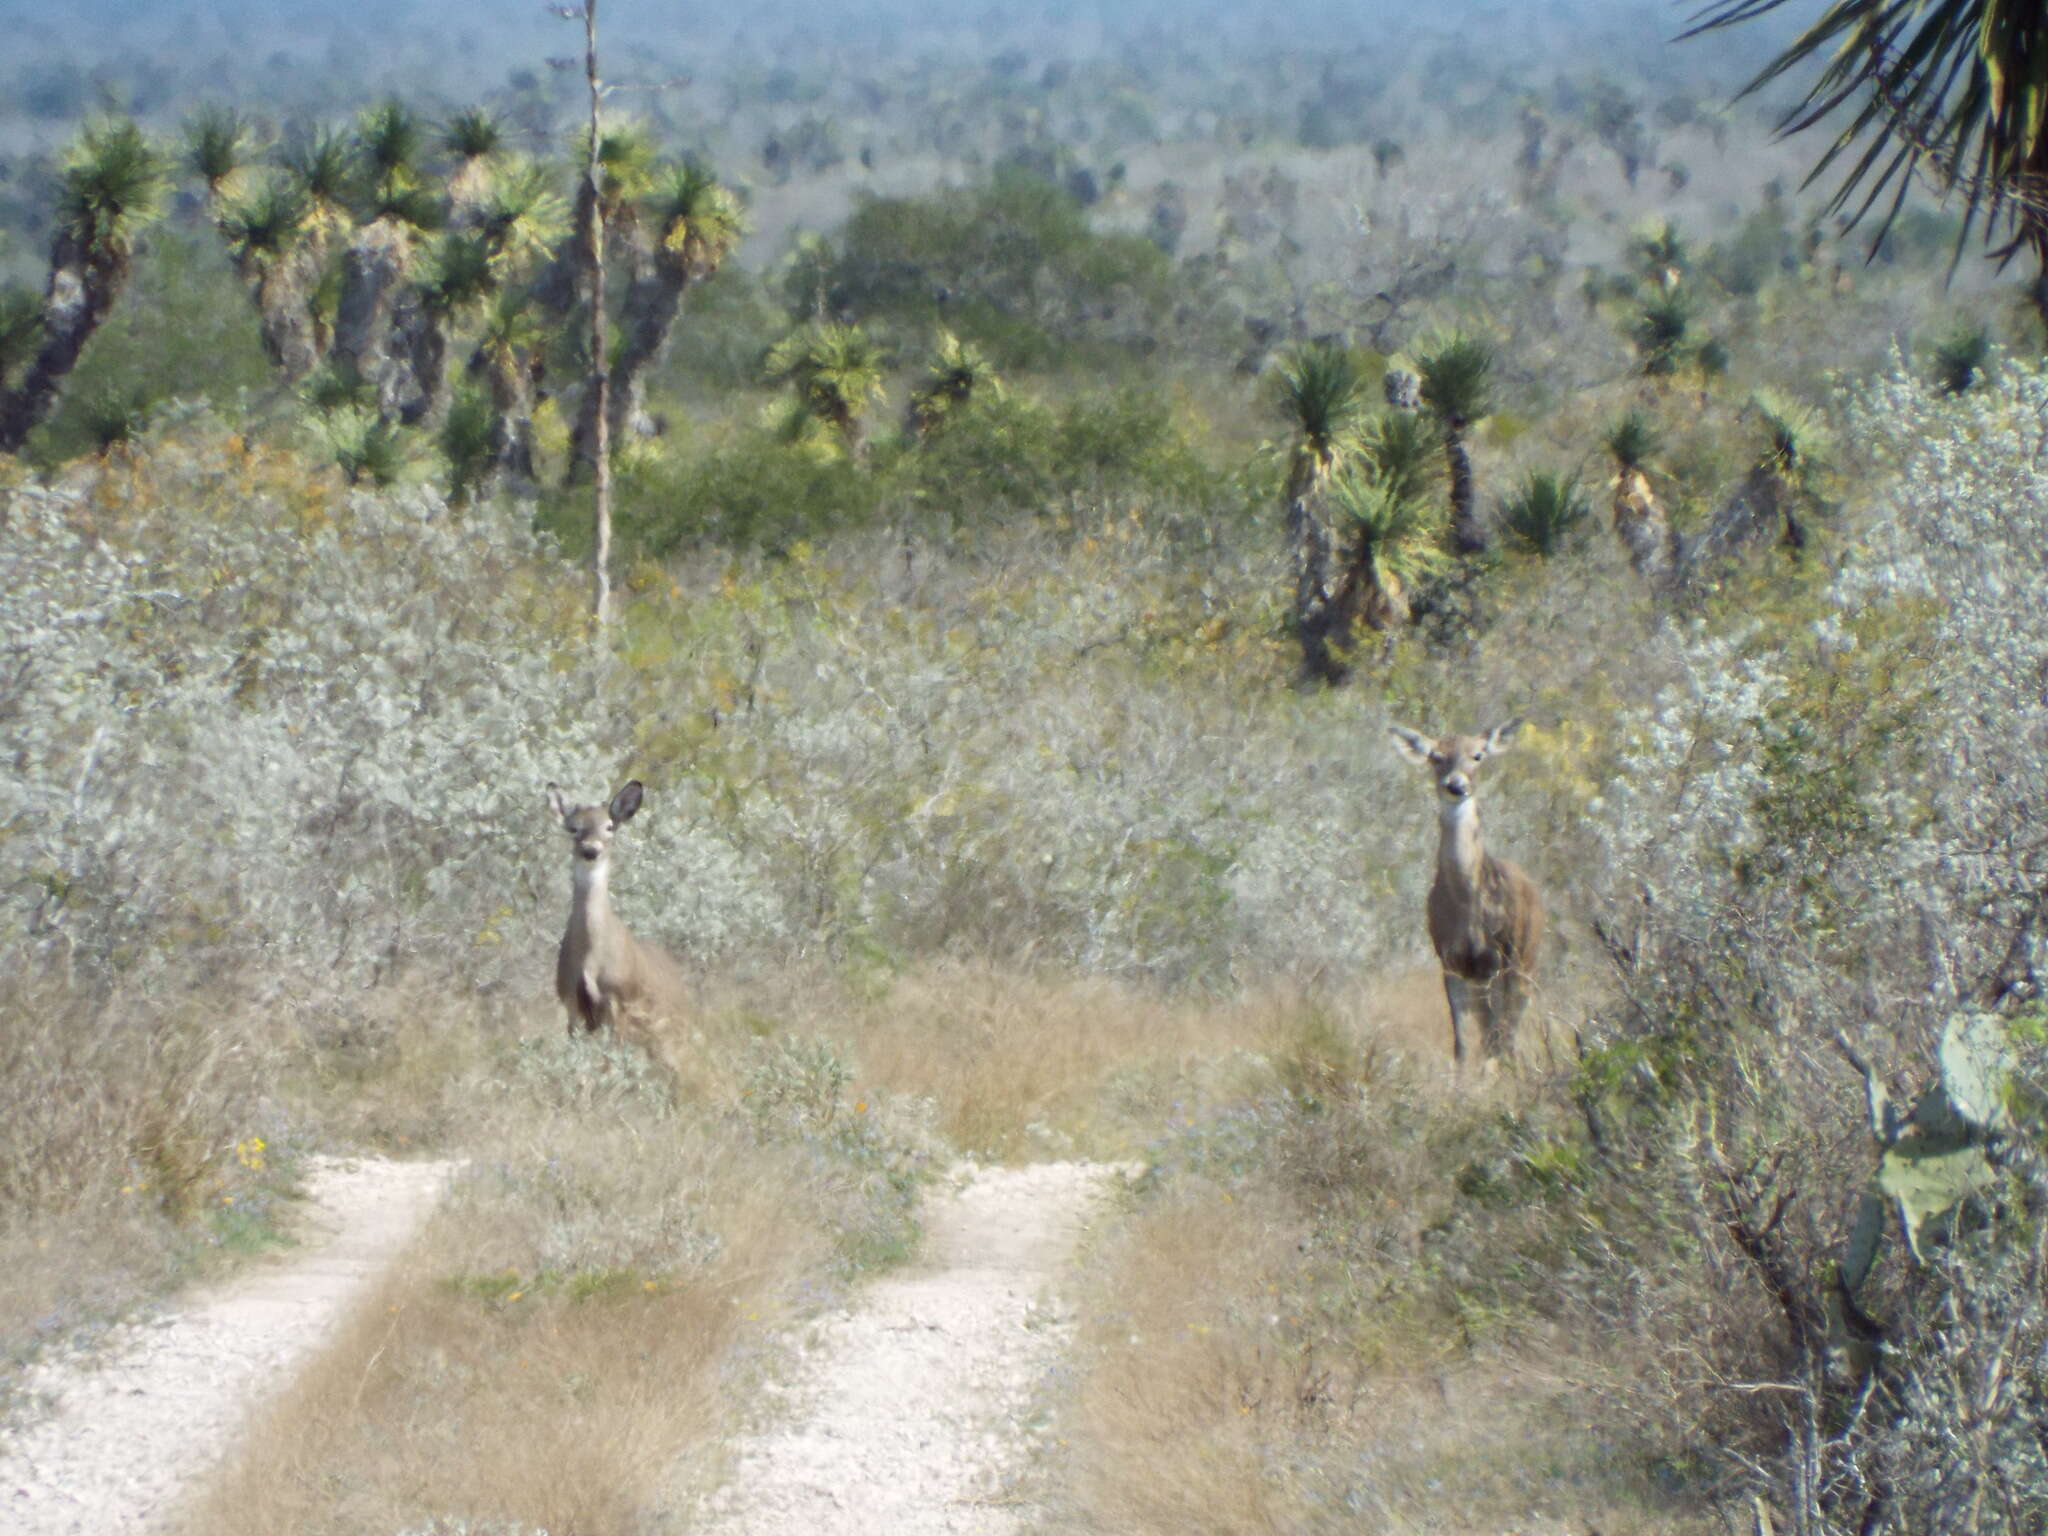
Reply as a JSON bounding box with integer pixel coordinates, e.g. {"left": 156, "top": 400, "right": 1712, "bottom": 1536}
{"left": 1442, "top": 971, "right": 1476, "bottom": 1066}
{"left": 1490, "top": 969, "right": 1531, "bottom": 1064}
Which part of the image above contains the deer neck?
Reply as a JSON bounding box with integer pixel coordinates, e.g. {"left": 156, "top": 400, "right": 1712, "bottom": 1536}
{"left": 1436, "top": 795, "right": 1487, "bottom": 894}
{"left": 567, "top": 860, "right": 615, "bottom": 942}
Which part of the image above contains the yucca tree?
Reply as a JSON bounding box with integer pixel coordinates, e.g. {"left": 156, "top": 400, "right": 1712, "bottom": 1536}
{"left": 280, "top": 127, "right": 358, "bottom": 249}
{"left": 571, "top": 160, "right": 745, "bottom": 474}
{"left": 535, "top": 122, "right": 658, "bottom": 317}
{"left": 1631, "top": 291, "right": 1694, "bottom": 378}
{"left": 905, "top": 330, "right": 1004, "bottom": 441}
{"left": 217, "top": 174, "right": 323, "bottom": 380}
{"left": 1605, "top": 408, "right": 1670, "bottom": 575}
{"left": 398, "top": 231, "right": 497, "bottom": 423}
{"left": 183, "top": 103, "right": 251, "bottom": 208}
{"left": 764, "top": 321, "right": 888, "bottom": 456}
{"left": 333, "top": 102, "right": 442, "bottom": 416}
{"left": 1, "top": 119, "right": 168, "bottom": 454}
{"left": 1415, "top": 334, "right": 1495, "bottom": 555}
{"left": 1933, "top": 320, "right": 1993, "bottom": 392}
{"left": 1273, "top": 341, "right": 1370, "bottom": 681}
{"left": 1687, "top": 0, "right": 2048, "bottom": 322}
{"left": 1501, "top": 471, "right": 1591, "bottom": 558}
{"left": 1326, "top": 471, "right": 1447, "bottom": 634}
{"left": 472, "top": 291, "right": 543, "bottom": 487}
{"left": 468, "top": 158, "right": 567, "bottom": 276}
{"left": 442, "top": 107, "right": 506, "bottom": 210}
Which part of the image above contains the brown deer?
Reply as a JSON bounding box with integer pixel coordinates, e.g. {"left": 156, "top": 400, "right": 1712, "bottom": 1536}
{"left": 547, "top": 780, "right": 689, "bottom": 1080}
{"left": 1391, "top": 721, "right": 1545, "bottom": 1066}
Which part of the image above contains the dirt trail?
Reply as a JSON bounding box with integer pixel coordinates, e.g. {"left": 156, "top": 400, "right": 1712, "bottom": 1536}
{"left": 0, "top": 1156, "right": 456, "bottom": 1536}
{"left": 691, "top": 1160, "right": 1127, "bottom": 1536}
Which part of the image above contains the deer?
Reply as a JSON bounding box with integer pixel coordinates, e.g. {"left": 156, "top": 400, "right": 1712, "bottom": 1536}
{"left": 547, "top": 779, "right": 689, "bottom": 1082}
{"left": 1390, "top": 720, "right": 1545, "bottom": 1067}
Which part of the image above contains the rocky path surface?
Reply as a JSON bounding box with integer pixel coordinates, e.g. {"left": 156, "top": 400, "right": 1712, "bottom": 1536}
{"left": 0, "top": 1156, "right": 457, "bottom": 1536}
{"left": 691, "top": 1160, "right": 1127, "bottom": 1536}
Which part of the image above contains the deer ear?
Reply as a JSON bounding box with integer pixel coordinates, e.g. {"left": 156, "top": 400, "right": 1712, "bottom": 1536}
{"left": 1485, "top": 719, "right": 1526, "bottom": 754}
{"left": 547, "top": 783, "right": 570, "bottom": 822}
{"left": 609, "top": 780, "right": 645, "bottom": 825}
{"left": 1390, "top": 726, "right": 1432, "bottom": 765}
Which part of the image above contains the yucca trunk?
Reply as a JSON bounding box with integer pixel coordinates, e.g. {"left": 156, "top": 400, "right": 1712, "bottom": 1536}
{"left": 1284, "top": 452, "right": 1347, "bottom": 684}
{"left": 570, "top": 260, "right": 688, "bottom": 474}
{"left": 1610, "top": 467, "right": 1670, "bottom": 577}
{"left": 1350, "top": 543, "right": 1408, "bottom": 631}
{"left": 331, "top": 217, "right": 420, "bottom": 414}
{"left": 393, "top": 297, "right": 451, "bottom": 425}
{"left": 244, "top": 253, "right": 324, "bottom": 383}
{"left": 1444, "top": 422, "right": 1486, "bottom": 554}
{"left": 0, "top": 232, "right": 128, "bottom": 454}
{"left": 481, "top": 348, "right": 540, "bottom": 487}
{"left": 606, "top": 261, "right": 690, "bottom": 442}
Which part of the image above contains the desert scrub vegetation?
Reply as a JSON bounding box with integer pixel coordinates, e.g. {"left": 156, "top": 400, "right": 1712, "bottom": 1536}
{"left": 1041, "top": 358, "right": 2048, "bottom": 1533}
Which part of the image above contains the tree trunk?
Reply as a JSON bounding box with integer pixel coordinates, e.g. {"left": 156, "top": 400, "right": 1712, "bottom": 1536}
{"left": 394, "top": 298, "right": 450, "bottom": 426}
{"left": 1445, "top": 421, "right": 1487, "bottom": 554}
{"left": 331, "top": 216, "right": 418, "bottom": 414}
{"left": 1286, "top": 492, "right": 1348, "bottom": 684}
{"left": 247, "top": 255, "right": 324, "bottom": 383}
{"left": 1610, "top": 466, "right": 1670, "bottom": 577}
{"left": 479, "top": 346, "right": 537, "bottom": 487}
{"left": 0, "top": 233, "right": 127, "bottom": 454}
{"left": 605, "top": 263, "right": 689, "bottom": 444}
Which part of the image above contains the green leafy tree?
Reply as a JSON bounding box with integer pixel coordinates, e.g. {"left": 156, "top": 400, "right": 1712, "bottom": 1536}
{"left": 1688, "top": 0, "right": 2048, "bottom": 321}
{"left": 0, "top": 119, "right": 168, "bottom": 454}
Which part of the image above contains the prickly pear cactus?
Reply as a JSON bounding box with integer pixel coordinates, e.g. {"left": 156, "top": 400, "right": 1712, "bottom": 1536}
{"left": 1842, "top": 1012, "right": 2014, "bottom": 1283}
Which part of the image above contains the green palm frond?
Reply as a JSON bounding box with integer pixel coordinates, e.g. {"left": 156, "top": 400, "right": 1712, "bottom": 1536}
{"left": 304, "top": 362, "right": 377, "bottom": 415}
{"left": 1501, "top": 470, "right": 1591, "bottom": 557}
{"left": 357, "top": 100, "right": 425, "bottom": 185}
{"left": 217, "top": 175, "right": 309, "bottom": 270}
{"left": 765, "top": 321, "right": 887, "bottom": 410}
{"left": 367, "top": 175, "right": 445, "bottom": 233}
{"left": 1358, "top": 407, "right": 1440, "bottom": 502}
{"left": 1273, "top": 341, "right": 1369, "bottom": 460}
{"left": 0, "top": 284, "right": 43, "bottom": 380}
{"left": 184, "top": 103, "right": 249, "bottom": 197}
{"left": 416, "top": 232, "right": 497, "bottom": 314}
{"left": 471, "top": 158, "right": 567, "bottom": 271}
{"left": 908, "top": 330, "right": 1004, "bottom": 436}
{"left": 281, "top": 128, "right": 358, "bottom": 232}
{"left": 1326, "top": 470, "right": 1448, "bottom": 585}
{"left": 1605, "top": 408, "right": 1662, "bottom": 472}
{"left": 443, "top": 107, "right": 506, "bottom": 165}
{"left": 1631, "top": 292, "right": 1693, "bottom": 376}
{"left": 1415, "top": 334, "right": 1494, "bottom": 426}
{"left": 57, "top": 118, "right": 169, "bottom": 253}
{"left": 648, "top": 162, "right": 746, "bottom": 273}
{"left": 576, "top": 122, "right": 658, "bottom": 207}
{"left": 1750, "top": 389, "right": 1830, "bottom": 475}
{"left": 321, "top": 404, "right": 408, "bottom": 487}
{"left": 1684, "top": 0, "right": 2048, "bottom": 267}
{"left": 476, "top": 291, "right": 541, "bottom": 366}
{"left": 439, "top": 386, "right": 496, "bottom": 502}
{"left": 1932, "top": 320, "right": 1993, "bottom": 392}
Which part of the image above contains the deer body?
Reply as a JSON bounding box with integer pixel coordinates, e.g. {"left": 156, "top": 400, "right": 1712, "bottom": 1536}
{"left": 1393, "top": 722, "right": 1545, "bottom": 1065}
{"left": 549, "top": 781, "right": 689, "bottom": 1075}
